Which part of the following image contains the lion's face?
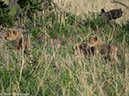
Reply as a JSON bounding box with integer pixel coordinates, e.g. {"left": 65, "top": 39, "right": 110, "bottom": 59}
{"left": 5, "top": 29, "right": 18, "bottom": 41}
{"left": 87, "top": 35, "right": 98, "bottom": 47}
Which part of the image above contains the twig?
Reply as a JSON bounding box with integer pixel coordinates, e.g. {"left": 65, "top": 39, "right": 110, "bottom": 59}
{"left": 111, "top": 0, "right": 129, "bottom": 9}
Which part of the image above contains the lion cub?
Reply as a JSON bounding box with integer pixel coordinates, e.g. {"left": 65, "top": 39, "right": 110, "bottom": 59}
{"left": 5, "top": 29, "right": 32, "bottom": 54}
{"left": 87, "top": 35, "right": 124, "bottom": 62}
{"left": 73, "top": 42, "right": 95, "bottom": 58}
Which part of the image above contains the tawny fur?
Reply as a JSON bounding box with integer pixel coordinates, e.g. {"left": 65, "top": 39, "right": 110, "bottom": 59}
{"left": 87, "top": 35, "right": 124, "bottom": 62}
{"left": 73, "top": 42, "right": 95, "bottom": 58}
{"left": 5, "top": 29, "right": 32, "bottom": 54}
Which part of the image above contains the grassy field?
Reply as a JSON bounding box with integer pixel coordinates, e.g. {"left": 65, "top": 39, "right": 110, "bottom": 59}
{"left": 0, "top": 0, "right": 129, "bottom": 96}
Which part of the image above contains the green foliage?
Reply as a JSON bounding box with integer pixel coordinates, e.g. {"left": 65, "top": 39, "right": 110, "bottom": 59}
{"left": 0, "top": 14, "right": 15, "bottom": 27}
{"left": 17, "top": 0, "right": 49, "bottom": 20}
{"left": 0, "top": 1, "right": 8, "bottom": 8}
{"left": 0, "top": 1, "right": 14, "bottom": 26}
{"left": 0, "top": 0, "right": 46, "bottom": 26}
{"left": 8, "top": 5, "right": 18, "bottom": 16}
{"left": 17, "top": 0, "right": 30, "bottom": 8}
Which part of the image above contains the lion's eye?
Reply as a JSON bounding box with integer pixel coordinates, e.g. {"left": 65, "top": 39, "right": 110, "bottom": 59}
{"left": 8, "top": 34, "right": 9, "bottom": 36}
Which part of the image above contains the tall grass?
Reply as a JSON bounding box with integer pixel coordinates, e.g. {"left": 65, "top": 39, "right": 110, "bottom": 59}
{"left": 0, "top": 0, "right": 129, "bottom": 96}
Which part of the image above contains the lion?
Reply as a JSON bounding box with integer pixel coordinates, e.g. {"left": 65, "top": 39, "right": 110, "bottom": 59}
{"left": 73, "top": 42, "right": 95, "bottom": 58}
{"left": 5, "top": 29, "right": 32, "bottom": 54}
{"left": 87, "top": 35, "right": 125, "bottom": 62}
{"left": 100, "top": 8, "right": 123, "bottom": 24}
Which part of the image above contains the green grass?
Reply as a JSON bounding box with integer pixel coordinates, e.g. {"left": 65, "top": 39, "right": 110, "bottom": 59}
{"left": 0, "top": 5, "right": 129, "bottom": 96}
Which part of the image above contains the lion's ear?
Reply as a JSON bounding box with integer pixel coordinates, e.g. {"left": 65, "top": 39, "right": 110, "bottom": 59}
{"left": 100, "top": 8, "right": 105, "bottom": 15}
{"left": 101, "top": 8, "right": 105, "bottom": 13}
{"left": 12, "top": 30, "right": 17, "bottom": 35}
{"left": 94, "top": 36, "right": 97, "bottom": 41}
